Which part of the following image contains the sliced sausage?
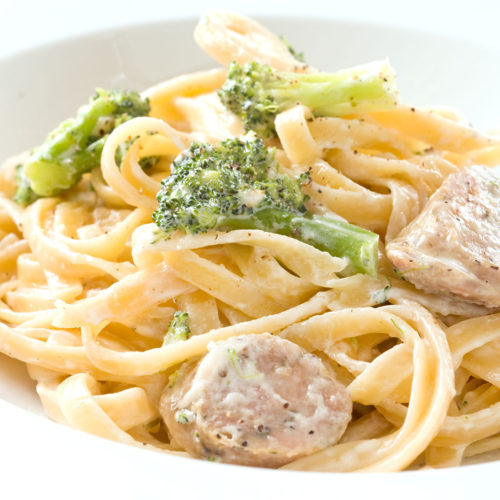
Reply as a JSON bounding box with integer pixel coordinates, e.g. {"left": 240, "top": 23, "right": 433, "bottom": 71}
{"left": 160, "top": 333, "right": 352, "bottom": 467}
{"left": 387, "top": 165, "right": 500, "bottom": 307}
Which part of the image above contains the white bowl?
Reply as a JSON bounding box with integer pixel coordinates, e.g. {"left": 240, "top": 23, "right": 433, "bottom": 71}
{"left": 1, "top": 16, "right": 499, "bottom": 499}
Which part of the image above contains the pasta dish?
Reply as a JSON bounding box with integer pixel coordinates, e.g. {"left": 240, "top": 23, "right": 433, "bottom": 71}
{"left": 1, "top": 10, "right": 499, "bottom": 472}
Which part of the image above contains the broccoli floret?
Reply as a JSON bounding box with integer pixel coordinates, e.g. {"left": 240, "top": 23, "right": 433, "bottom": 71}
{"left": 162, "top": 311, "right": 191, "bottom": 346}
{"left": 139, "top": 155, "right": 161, "bottom": 171}
{"left": 153, "top": 138, "right": 306, "bottom": 235}
{"left": 114, "top": 132, "right": 161, "bottom": 171}
{"left": 14, "top": 89, "right": 150, "bottom": 204}
{"left": 218, "top": 60, "right": 398, "bottom": 138}
{"left": 153, "top": 138, "right": 378, "bottom": 276}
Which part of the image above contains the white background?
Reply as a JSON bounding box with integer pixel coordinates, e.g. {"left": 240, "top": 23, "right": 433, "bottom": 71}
{"left": 1, "top": 0, "right": 500, "bottom": 59}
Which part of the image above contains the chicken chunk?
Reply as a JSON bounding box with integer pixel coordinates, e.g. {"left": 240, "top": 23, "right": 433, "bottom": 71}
{"left": 160, "top": 333, "right": 352, "bottom": 467}
{"left": 387, "top": 165, "right": 500, "bottom": 307}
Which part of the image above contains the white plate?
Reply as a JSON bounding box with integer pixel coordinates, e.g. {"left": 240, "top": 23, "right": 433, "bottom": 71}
{"left": 1, "top": 16, "right": 499, "bottom": 500}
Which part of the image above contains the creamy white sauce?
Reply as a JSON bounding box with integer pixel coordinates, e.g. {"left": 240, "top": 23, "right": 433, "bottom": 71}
{"left": 238, "top": 189, "right": 266, "bottom": 208}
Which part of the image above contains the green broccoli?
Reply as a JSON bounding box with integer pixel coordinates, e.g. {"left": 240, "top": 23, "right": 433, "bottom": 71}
{"left": 218, "top": 60, "right": 398, "bottom": 138}
{"left": 153, "top": 138, "right": 378, "bottom": 276}
{"left": 278, "top": 35, "right": 306, "bottom": 63}
{"left": 14, "top": 164, "right": 39, "bottom": 205}
{"left": 162, "top": 311, "right": 191, "bottom": 346}
{"left": 14, "top": 89, "right": 150, "bottom": 204}
{"left": 139, "top": 155, "right": 161, "bottom": 171}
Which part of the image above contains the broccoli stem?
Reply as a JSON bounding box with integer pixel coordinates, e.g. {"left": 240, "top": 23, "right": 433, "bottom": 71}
{"left": 25, "top": 137, "right": 106, "bottom": 197}
{"left": 24, "top": 98, "right": 115, "bottom": 197}
{"left": 273, "top": 62, "right": 398, "bottom": 116}
{"left": 13, "top": 164, "right": 39, "bottom": 205}
{"left": 217, "top": 208, "right": 379, "bottom": 276}
{"left": 219, "top": 60, "right": 398, "bottom": 138}
{"left": 17, "top": 90, "right": 150, "bottom": 201}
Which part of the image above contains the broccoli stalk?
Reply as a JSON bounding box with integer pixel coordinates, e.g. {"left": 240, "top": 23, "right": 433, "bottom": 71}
{"left": 14, "top": 89, "right": 150, "bottom": 204}
{"left": 214, "top": 208, "right": 378, "bottom": 276}
{"left": 14, "top": 164, "right": 39, "bottom": 205}
{"left": 153, "top": 138, "right": 378, "bottom": 276}
{"left": 218, "top": 60, "right": 398, "bottom": 138}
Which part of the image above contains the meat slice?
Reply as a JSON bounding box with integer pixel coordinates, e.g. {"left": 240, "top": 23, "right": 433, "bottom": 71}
{"left": 386, "top": 165, "right": 500, "bottom": 307}
{"left": 160, "top": 333, "right": 352, "bottom": 467}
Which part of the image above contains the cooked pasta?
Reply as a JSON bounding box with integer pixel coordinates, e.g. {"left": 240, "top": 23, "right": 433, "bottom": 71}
{"left": 1, "top": 10, "right": 500, "bottom": 472}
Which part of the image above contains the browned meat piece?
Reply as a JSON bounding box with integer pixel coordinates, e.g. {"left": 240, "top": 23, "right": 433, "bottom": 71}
{"left": 386, "top": 165, "right": 500, "bottom": 307}
{"left": 160, "top": 333, "right": 352, "bottom": 467}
